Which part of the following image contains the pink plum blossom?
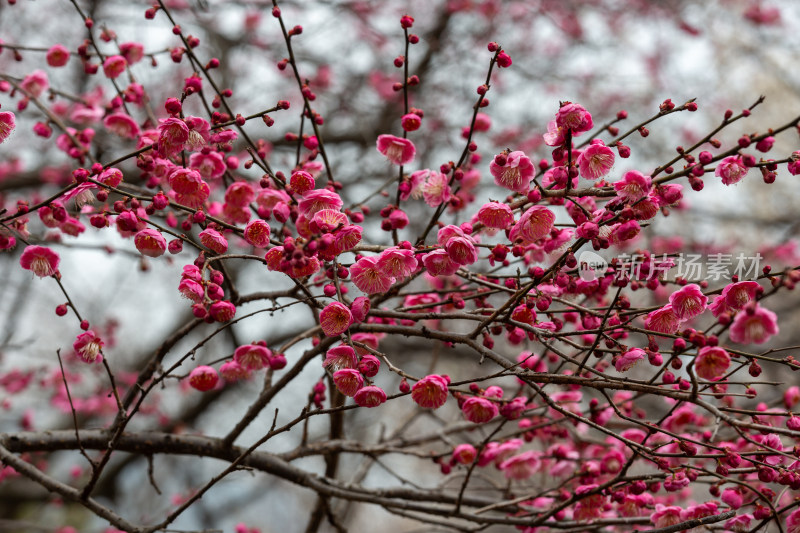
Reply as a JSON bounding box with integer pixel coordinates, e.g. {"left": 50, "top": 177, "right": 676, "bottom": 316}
{"left": 462, "top": 397, "right": 499, "bottom": 423}
{"left": 188, "top": 366, "right": 219, "bottom": 391}
{"left": 103, "top": 113, "right": 140, "bottom": 139}
{"left": 350, "top": 256, "right": 393, "bottom": 294}
{"left": 695, "top": 346, "right": 731, "bottom": 380}
{"left": 616, "top": 348, "right": 645, "bottom": 372}
{"left": 715, "top": 155, "right": 749, "bottom": 185}
{"left": 669, "top": 284, "right": 707, "bottom": 320}
{"left": 19, "top": 245, "right": 60, "bottom": 278}
{"left": 234, "top": 344, "right": 272, "bottom": 371}
{"left": 320, "top": 302, "right": 353, "bottom": 337}
{"left": 189, "top": 151, "right": 227, "bottom": 180}
{"left": 509, "top": 205, "right": 556, "bottom": 245}
{"left": 556, "top": 102, "right": 593, "bottom": 135}
{"left": 729, "top": 304, "right": 779, "bottom": 344}
{"left": 489, "top": 151, "right": 534, "bottom": 194}
{"left": 576, "top": 139, "right": 615, "bottom": 180}
{"left": 0, "top": 111, "right": 16, "bottom": 144}
{"left": 323, "top": 345, "right": 358, "bottom": 371}
{"left": 298, "top": 189, "right": 343, "bottom": 217}
{"left": 451, "top": 444, "right": 477, "bottom": 464}
{"left": 46, "top": 44, "right": 71, "bottom": 67}
{"left": 73, "top": 331, "right": 103, "bottom": 363}
{"left": 613, "top": 170, "right": 652, "bottom": 202}
{"left": 376, "top": 134, "right": 415, "bottom": 165}
{"left": 422, "top": 249, "right": 460, "bottom": 277}
{"left": 199, "top": 228, "right": 228, "bottom": 254}
{"left": 476, "top": 201, "right": 514, "bottom": 229}
{"left": 119, "top": 42, "right": 145, "bottom": 65}
{"left": 243, "top": 220, "right": 271, "bottom": 248}
{"left": 353, "top": 385, "right": 387, "bottom": 407}
{"left": 333, "top": 368, "right": 363, "bottom": 397}
{"left": 376, "top": 247, "right": 417, "bottom": 280}
{"left": 168, "top": 168, "right": 210, "bottom": 208}
{"left": 499, "top": 450, "right": 541, "bottom": 480}
{"left": 411, "top": 374, "right": 450, "bottom": 409}
{"left": 21, "top": 70, "right": 49, "bottom": 98}
{"left": 102, "top": 55, "right": 127, "bottom": 79}
{"left": 158, "top": 118, "right": 190, "bottom": 157}
{"left": 134, "top": 229, "right": 167, "bottom": 257}
{"left": 421, "top": 170, "right": 452, "bottom": 207}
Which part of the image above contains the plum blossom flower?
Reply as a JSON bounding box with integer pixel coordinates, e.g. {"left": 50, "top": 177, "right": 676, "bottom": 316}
{"left": 220, "top": 361, "right": 250, "bottom": 381}
{"left": 476, "top": 201, "right": 514, "bottom": 229}
{"left": 73, "top": 331, "right": 103, "bottom": 363}
{"left": 333, "top": 368, "right": 363, "bottom": 397}
{"left": 710, "top": 280, "right": 761, "bottom": 317}
{"left": 644, "top": 305, "right": 681, "bottom": 334}
{"left": 46, "top": 44, "right": 71, "bottom": 67}
{"left": 353, "top": 385, "right": 387, "bottom": 407}
{"left": 650, "top": 505, "right": 683, "bottom": 528}
{"left": 234, "top": 344, "right": 272, "bottom": 371}
{"left": 576, "top": 139, "right": 615, "bottom": 180}
{"left": 189, "top": 151, "right": 226, "bottom": 180}
{"left": 616, "top": 348, "right": 645, "bottom": 372}
{"left": 509, "top": 206, "right": 556, "bottom": 245}
{"left": 376, "top": 134, "right": 415, "bottom": 165}
{"left": 716, "top": 155, "right": 749, "bottom": 185}
{"left": 158, "top": 118, "right": 190, "bottom": 157}
{"left": 21, "top": 70, "right": 49, "bottom": 98}
{"left": 297, "top": 189, "right": 343, "bottom": 217}
{"left": 168, "top": 168, "right": 210, "bottom": 208}
{"left": 490, "top": 151, "right": 534, "bottom": 193}
{"left": 376, "top": 247, "right": 417, "bottom": 280}
{"left": 350, "top": 256, "right": 393, "bottom": 294}
{"left": 134, "top": 229, "right": 167, "bottom": 258}
{"left": 556, "top": 102, "right": 593, "bottom": 134}
{"left": 119, "top": 42, "right": 145, "bottom": 65}
{"left": 421, "top": 170, "right": 452, "bottom": 207}
{"left": 323, "top": 345, "right": 358, "bottom": 371}
{"left": 357, "top": 354, "right": 380, "bottom": 377}
{"left": 243, "top": 220, "right": 271, "bottom": 248}
{"left": 695, "top": 346, "right": 731, "bottom": 380}
{"left": 320, "top": 302, "right": 352, "bottom": 337}
{"left": 0, "top": 111, "right": 15, "bottom": 144}
{"left": 199, "top": 228, "right": 228, "bottom": 254}
{"left": 422, "top": 249, "right": 460, "bottom": 277}
{"left": 613, "top": 170, "right": 652, "bottom": 202}
{"left": 103, "top": 113, "right": 140, "bottom": 139}
{"left": 729, "top": 304, "right": 779, "bottom": 344}
{"left": 209, "top": 300, "right": 236, "bottom": 322}
{"left": 189, "top": 366, "right": 219, "bottom": 391}
{"left": 451, "top": 444, "right": 477, "bottom": 464}
{"left": 787, "top": 508, "right": 800, "bottom": 533}
{"left": 20, "top": 245, "right": 60, "bottom": 278}
{"left": 462, "top": 396, "right": 499, "bottom": 423}
{"left": 102, "top": 55, "right": 127, "bottom": 79}
{"left": 669, "top": 284, "right": 707, "bottom": 320}
{"left": 411, "top": 374, "right": 450, "bottom": 409}
{"left": 499, "top": 450, "right": 541, "bottom": 480}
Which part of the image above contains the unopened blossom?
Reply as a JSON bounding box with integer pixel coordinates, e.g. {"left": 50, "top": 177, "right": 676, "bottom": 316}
{"left": 19, "top": 245, "right": 60, "bottom": 278}
{"left": 616, "top": 348, "right": 645, "bottom": 372}
{"left": 199, "top": 228, "right": 228, "bottom": 254}
{"left": 320, "top": 301, "right": 352, "bottom": 337}
{"left": 499, "top": 450, "right": 541, "bottom": 480}
{"left": 785, "top": 386, "right": 800, "bottom": 408}
{"left": 350, "top": 256, "right": 393, "bottom": 294}
{"left": 134, "top": 229, "right": 167, "bottom": 258}
{"left": 297, "top": 189, "right": 343, "bottom": 217}
{"left": 376, "top": 247, "right": 417, "bottom": 280}
{"left": 323, "top": 345, "right": 359, "bottom": 371}
{"left": 188, "top": 366, "right": 219, "bottom": 391}
{"left": 350, "top": 297, "right": 371, "bottom": 323}
{"left": 695, "top": 346, "right": 731, "bottom": 380}
{"left": 451, "top": 444, "right": 477, "bottom": 464}
{"left": 509, "top": 205, "right": 555, "bottom": 245}
{"left": 421, "top": 170, "right": 451, "bottom": 207}
{"left": 46, "top": 44, "right": 71, "bottom": 67}
{"left": 411, "top": 374, "right": 450, "bottom": 409}
{"left": 234, "top": 344, "right": 272, "bottom": 371}
{"left": 358, "top": 354, "right": 380, "bottom": 377}
{"left": 476, "top": 201, "right": 514, "bottom": 229}
{"left": 614, "top": 170, "right": 652, "bottom": 202}
{"left": 21, "top": 70, "right": 49, "bottom": 98}
{"left": 462, "top": 396, "right": 499, "bottom": 424}
{"left": 669, "top": 284, "right": 707, "bottom": 320}
{"left": 333, "top": 368, "right": 364, "bottom": 397}
{"left": 576, "top": 139, "right": 615, "bottom": 180}
{"left": 376, "top": 134, "right": 415, "bottom": 165}
{"left": 401, "top": 113, "right": 421, "bottom": 132}
{"left": 73, "top": 331, "right": 104, "bottom": 363}
{"left": 490, "top": 151, "right": 534, "bottom": 194}
{"left": 729, "top": 304, "right": 779, "bottom": 344}
{"left": 353, "top": 385, "right": 387, "bottom": 407}
{"left": 715, "top": 155, "right": 749, "bottom": 185}
{"left": 663, "top": 472, "right": 690, "bottom": 492}
{"left": 0, "top": 111, "right": 16, "bottom": 144}
{"left": 102, "top": 55, "right": 127, "bottom": 79}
